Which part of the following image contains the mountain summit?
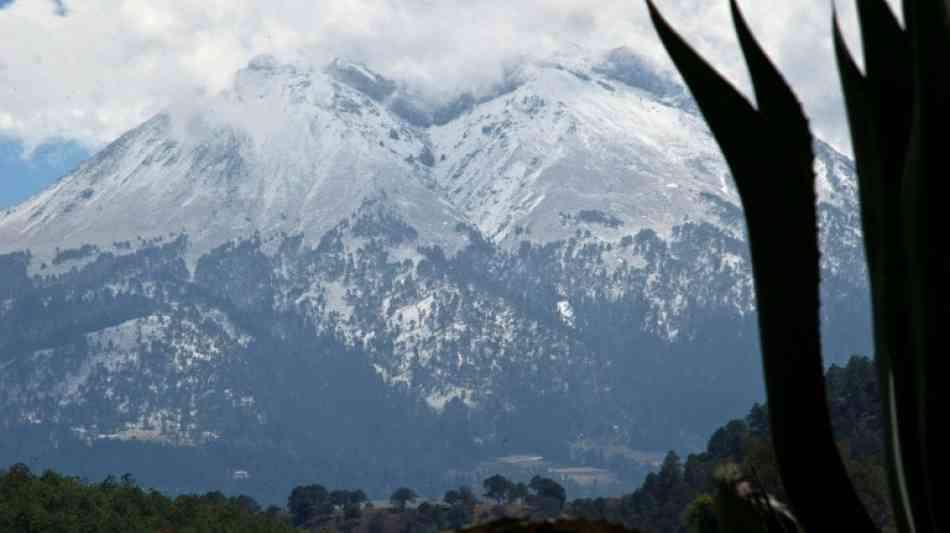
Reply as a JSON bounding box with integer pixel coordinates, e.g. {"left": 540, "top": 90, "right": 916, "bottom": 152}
{"left": 0, "top": 48, "right": 868, "bottom": 502}
{"left": 0, "top": 49, "right": 854, "bottom": 258}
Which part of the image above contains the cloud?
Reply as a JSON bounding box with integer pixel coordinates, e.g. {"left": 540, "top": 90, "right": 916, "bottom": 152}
{"left": 0, "top": 0, "right": 902, "bottom": 156}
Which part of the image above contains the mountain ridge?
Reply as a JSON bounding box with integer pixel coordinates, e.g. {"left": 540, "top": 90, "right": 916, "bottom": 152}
{"left": 0, "top": 48, "right": 856, "bottom": 262}
{"left": 0, "top": 47, "right": 870, "bottom": 502}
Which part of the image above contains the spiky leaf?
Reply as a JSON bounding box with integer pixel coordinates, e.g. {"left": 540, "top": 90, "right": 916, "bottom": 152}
{"left": 648, "top": 2, "right": 876, "bottom": 530}
{"left": 903, "top": 2, "right": 950, "bottom": 531}
{"left": 833, "top": 7, "right": 923, "bottom": 532}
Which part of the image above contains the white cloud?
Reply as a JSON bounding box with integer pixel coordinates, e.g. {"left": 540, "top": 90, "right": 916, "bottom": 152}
{"left": 0, "top": 0, "right": 902, "bottom": 155}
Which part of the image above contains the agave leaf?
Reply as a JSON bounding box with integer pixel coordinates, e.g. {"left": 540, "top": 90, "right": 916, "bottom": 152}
{"left": 854, "top": 0, "right": 913, "bottom": 180}
{"left": 833, "top": 7, "right": 923, "bottom": 533}
{"left": 730, "top": 0, "right": 812, "bottom": 165}
{"left": 648, "top": 2, "right": 875, "bottom": 530}
{"left": 644, "top": 0, "right": 765, "bottom": 156}
{"left": 903, "top": 1, "right": 950, "bottom": 530}
{"left": 833, "top": 13, "right": 880, "bottom": 248}
{"left": 856, "top": 0, "right": 910, "bottom": 81}
{"left": 902, "top": 0, "right": 918, "bottom": 44}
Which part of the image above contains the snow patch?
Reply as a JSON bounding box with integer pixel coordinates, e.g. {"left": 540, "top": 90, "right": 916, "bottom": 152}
{"left": 556, "top": 300, "right": 575, "bottom": 328}
{"left": 425, "top": 385, "right": 476, "bottom": 411}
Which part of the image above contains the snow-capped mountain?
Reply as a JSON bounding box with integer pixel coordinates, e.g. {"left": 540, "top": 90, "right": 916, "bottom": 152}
{"left": 0, "top": 55, "right": 465, "bottom": 259}
{"left": 0, "top": 48, "right": 869, "bottom": 501}
{"left": 0, "top": 49, "right": 855, "bottom": 259}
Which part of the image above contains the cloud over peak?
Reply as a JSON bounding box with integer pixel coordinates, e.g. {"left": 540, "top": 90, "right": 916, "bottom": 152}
{"left": 0, "top": 1, "right": 900, "bottom": 155}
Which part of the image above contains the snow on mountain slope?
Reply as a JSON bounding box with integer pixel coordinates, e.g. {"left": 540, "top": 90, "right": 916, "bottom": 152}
{"left": 429, "top": 48, "right": 856, "bottom": 248}
{"left": 430, "top": 64, "right": 730, "bottom": 244}
{"left": 0, "top": 56, "right": 463, "bottom": 260}
{"left": 0, "top": 47, "right": 871, "bottom": 500}
{"left": 0, "top": 308, "right": 259, "bottom": 446}
{"left": 0, "top": 48, "right": 857, "bottom": 263}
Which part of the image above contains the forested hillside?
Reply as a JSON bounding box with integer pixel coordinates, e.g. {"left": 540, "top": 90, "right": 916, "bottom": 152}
{"left": 1, "top": 356, "right": 888, "bottom": 533}
{"left": 0, "top": 466, "right": 295, "bottom": 533}
{"left": 0, "top": 49, "right": 870, "bottom": 501}
{"left": 568, "top": 356, "right": 891, "bottom": 532}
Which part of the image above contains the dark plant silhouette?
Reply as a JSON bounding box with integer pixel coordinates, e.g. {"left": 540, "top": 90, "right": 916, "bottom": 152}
{"left": 647, "top": 1, "right": 946, "bottom": 532}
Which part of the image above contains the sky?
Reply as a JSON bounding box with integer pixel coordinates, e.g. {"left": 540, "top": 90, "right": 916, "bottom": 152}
{"left": 0, "top": 136, "right": 89, "bottom": 208}
{"left": 0, "top": 0, "right": 901, "bottom": 206}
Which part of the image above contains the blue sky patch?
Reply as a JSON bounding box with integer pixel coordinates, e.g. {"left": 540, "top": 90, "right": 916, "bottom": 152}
{"left": 0, "top": 137, "right": 90, "bottom": 208}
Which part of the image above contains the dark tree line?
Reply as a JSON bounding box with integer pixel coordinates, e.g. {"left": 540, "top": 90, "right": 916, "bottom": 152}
{"left": 3, "top": 354, "right": 884, "bottom": 533}
{"left": 0, "top": 458, "right": 575, "bottom": 533}
{"left": 567, "top": 356, "right": 891, "bottom": 533}
{"left": 0, "top": 465, "right": 295, "bottom": 533}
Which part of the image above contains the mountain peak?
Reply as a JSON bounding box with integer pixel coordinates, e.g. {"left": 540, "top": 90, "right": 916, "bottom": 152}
{"left": 326, "top": 58, "right": 397, "bottom": 103}
{"left": 0, "top": 45, "right": 857, "bottom": 270}
{"left": 0, "top": 47, "right": 870, "bottom": 501}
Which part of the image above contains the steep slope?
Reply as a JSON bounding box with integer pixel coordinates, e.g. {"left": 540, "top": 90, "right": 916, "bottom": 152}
{"left": 427, "top": 48, "right": 857, "bottom": 258}
{"left": 0, "top": 56, "right": 463, "bottom": 259}
{"left": 0, "top": 48, "right": 870, "bottom": 502}
{"left": 0, "top": 49, "right": 858, "bottom": 267}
